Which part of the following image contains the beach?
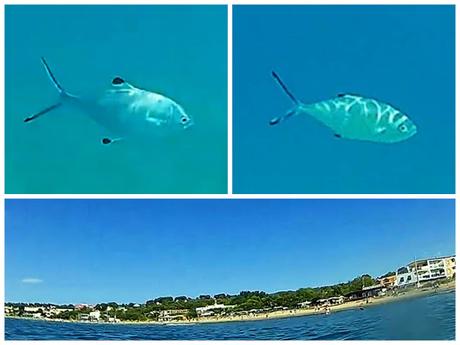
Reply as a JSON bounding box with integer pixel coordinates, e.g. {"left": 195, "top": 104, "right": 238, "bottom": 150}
{"left": 6, "top": 290, "right": 455, "bottom": 340}
{"left": 7, "top": 282, "right": 455, "bottom": 326}
{"left": 181, "top": 282, "right": 455, "bottom": 325}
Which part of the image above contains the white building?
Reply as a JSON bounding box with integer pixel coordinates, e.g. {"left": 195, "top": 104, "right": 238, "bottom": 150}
{"left": 158, "top": 309, "right": 188, "bottom": 322}
{"left": 52, "top": 307, "right": 74, "bottom": 315}
{"left": 79, "top": 313, "right": 90, "bottom": 321}
{"left": 316, "top": 299, "right": 330, "bottom": 306}
{"left": 327, "top": 296, "right": 345, "bottom": 305}
{"left": 24, "top": 306, "right": 42, "bottom": 313}
{"left": 89, "top": 310, "right": 101, "bottom": 321}
{"left": 297, "top": 301, "right": 311, "bottom": 308}
{"left": 196, "top": 304, "right": 235, "bottom": 317}
{"left": 396, "top": 255, "right": 456, "bottom": 287}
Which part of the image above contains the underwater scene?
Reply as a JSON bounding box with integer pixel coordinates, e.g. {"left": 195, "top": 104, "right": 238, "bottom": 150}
{"left": 6, "top": 5, "right": 228, "bottom": 194}
{"left": 233, "top": 5, "right": 455, "bottom": 194}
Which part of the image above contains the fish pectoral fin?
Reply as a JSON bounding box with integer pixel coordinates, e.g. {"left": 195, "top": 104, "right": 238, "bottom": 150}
{"left": 101, "top": 137, "right": 123, "bottom": 145}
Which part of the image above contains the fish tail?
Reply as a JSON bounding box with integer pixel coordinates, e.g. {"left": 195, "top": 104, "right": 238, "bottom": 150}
{"left": 40, "top": 57, "right": 71, "bottom": 98}
{"left": 271, "top": 71, "right": 299, "bottom": 105}
{"left": 23, "top": 58, "right": 71, "bottom": 123}
{"left": 41, "top": 57, "right": 64, "bottom": 93}
{"left": 24, "top": 103, "right": 62, "bottom": 123}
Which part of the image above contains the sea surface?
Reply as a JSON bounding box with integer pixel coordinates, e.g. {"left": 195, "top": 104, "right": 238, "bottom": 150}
{"left": 5, "top": 291, "right": 455, "bottom": 340}
{"left": 5, "top": 5, "right": 227, "bottom": 194}
{"left": 233, "top": 5, "right": 455, "bottom": 194}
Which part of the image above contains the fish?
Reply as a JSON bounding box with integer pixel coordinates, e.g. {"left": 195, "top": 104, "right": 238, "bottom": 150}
{"left": 24, "top": 58, "right": 193, "bottom": 145}
{"left": 269, "top": 71, "right": 417, "bottom": 143}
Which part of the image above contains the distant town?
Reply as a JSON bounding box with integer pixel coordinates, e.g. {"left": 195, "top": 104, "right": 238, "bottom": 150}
{"left": 6, "top": 255, "right": 455, "bottom": 324}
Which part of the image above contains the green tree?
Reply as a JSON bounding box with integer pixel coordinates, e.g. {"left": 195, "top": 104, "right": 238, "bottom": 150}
{"left": 186, "top": 309, "right": 197, "bottom": 319}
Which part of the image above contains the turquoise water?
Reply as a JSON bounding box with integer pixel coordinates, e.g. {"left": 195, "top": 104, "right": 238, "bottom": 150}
{"left": 5, "top": 291, "right": 455, "bottom": 340}
{"left": 6, "top": 5, "right": 227, "bottom": 194}
{"left": 233, "top": 5, "right": 455, "bottom": 194}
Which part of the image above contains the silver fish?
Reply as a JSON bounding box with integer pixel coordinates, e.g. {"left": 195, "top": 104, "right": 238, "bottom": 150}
{"left": 24, "top": 58, "right": 193, "bottom": 145}
{"left": 270, "top": 71, "right": 417, "bottom": 143}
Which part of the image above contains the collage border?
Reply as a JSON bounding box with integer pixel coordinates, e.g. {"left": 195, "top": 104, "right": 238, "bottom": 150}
{"left": 0, "top": 0, "right": 458, "bottom": 343}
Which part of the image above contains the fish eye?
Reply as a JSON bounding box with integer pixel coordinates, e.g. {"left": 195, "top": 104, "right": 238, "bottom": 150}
{"left": 398, "top": 124, "right": 408, "bottom": 133}
{"left": 181, "top": 117, "right": 188, "bottom": 123}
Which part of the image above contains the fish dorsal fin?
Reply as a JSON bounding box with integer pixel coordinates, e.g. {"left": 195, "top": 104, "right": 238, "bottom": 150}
{"left": 337, "top": 93, "right": 362, "bottom": 98}
{"left": 112, "top": 77, "right": 125, "bottom": 86}
{"left": 110, "top": 76, "right": 135, "bottom": 92}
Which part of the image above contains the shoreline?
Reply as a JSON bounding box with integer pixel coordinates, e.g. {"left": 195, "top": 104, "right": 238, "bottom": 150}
{"left": 6, "top": 283, "right": 455, "bottom": 326}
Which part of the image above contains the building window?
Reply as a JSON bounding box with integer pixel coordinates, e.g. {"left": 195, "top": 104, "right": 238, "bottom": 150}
{"left": 397, "top": 267, "right": 409, "bottom": 274}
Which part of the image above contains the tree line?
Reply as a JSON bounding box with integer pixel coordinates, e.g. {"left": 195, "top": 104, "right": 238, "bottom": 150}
{"left": 7, "top": 274, "right": 380, "bottom": 321}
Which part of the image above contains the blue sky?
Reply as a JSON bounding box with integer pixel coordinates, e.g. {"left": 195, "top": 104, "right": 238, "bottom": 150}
{"left": 5, "top": 199, "right": 455, "bottom": 304}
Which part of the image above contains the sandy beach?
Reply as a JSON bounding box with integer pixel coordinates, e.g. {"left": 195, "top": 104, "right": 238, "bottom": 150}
{"left": 7, "top": 282, "right": 455, "bottom": 326}
{"left": 180, "top": 282, "right": 455, "bottom": 325}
